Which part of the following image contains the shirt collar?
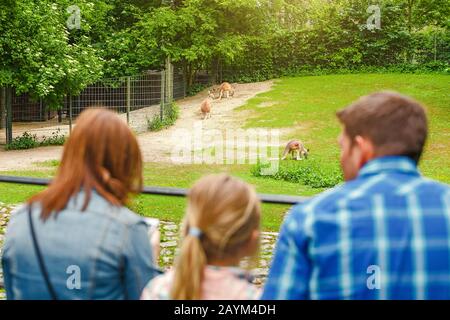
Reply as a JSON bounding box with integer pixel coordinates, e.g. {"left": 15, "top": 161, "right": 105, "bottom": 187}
{"left": 206, "top": 265, "right": 255, "bottom": 282}
{"left": 358, "top": 156, "right": 420, "bottom": 178}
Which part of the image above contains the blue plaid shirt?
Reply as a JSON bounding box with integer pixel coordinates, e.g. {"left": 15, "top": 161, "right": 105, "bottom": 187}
{"left": 262, "top": 156, "right": 450, "bottom": 300}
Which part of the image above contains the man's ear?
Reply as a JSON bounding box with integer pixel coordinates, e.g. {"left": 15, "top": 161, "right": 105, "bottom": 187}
{"left": 354, "top": 135, "right": 376, "bottom": 165}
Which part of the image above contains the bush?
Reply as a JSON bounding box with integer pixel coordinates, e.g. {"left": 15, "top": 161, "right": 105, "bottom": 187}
{"left": 186, "top": 83, "right": 209, "bottom": 97}
{"left": 251, "top": 158, "right": 343, "bottom": 189}
{"left": 5, "top": 129, "right": 66, "bottom": 150}
{"left": 5, "top": 132, "right": 39, "bottom": 150}
{"left": 40, "top": 128, "right": 66, "bottom": 146}
{"left": 147, "top": 103, "right": 179, "bottom": 132}
{"left": 221, "top": 63, "right": 449, "bottom": 85}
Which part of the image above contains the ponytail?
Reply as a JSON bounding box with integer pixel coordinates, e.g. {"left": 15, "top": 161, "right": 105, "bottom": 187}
{"left": 170, "top": 174, "right": 261, "bottom": 300}
{"left": 171, "top": 227, "right": 207, "bottom": 300}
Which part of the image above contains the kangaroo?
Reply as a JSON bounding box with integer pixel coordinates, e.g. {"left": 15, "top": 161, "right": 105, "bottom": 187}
{"left": 282, "top": 140, "right": 309, "bottom": 160}
{"left": 200, "top": 90, "right": 214, "bottom": 120}
{"left": 216, "top": 82, "right": 235, "bottom": 100}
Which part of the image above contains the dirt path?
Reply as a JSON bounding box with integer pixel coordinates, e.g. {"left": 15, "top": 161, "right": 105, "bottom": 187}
{"left": 0, "top": 81, "right": 274, "bottom": 171}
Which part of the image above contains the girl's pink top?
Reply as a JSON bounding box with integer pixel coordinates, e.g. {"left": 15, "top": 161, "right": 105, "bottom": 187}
{"left": 141, "top": 266, "right": 261, "bottom": 300}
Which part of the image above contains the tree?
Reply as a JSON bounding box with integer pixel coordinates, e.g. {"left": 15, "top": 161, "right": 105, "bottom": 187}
{"left": 0, "top": 0, "right": 105, "bottom": 108}
{"left": 131, "top": 0, "right": 275, "bottom": 87}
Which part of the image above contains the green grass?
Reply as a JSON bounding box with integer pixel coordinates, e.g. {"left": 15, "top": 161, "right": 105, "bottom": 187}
{"left": 1, "top": 74, "right": 448, "bottom": 231}
{"left": 239, "top": 73, "right": 450, "bottom": 182}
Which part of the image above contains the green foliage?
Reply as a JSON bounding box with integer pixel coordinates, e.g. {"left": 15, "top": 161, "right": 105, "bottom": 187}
{"left": 36, "top": 160, "right": 60, "bottom": 167}
{"left": 219, "top": 0, "right": 449, "bottom": 83}
{"left": 0, "top": 0, "right": 106, "bottom": 109}
{"left": 5, "top": 132, "right": 39, "bottom": 150}
{"left": 252, "top": 159, "right": 343, "bottom": 188}
{"left": 130, "top": 0, "right": 273, "bottom": 86}
{"left": 186, "top": 83, "right": 209, "bottom": 97}
{"left": 40, "top": 128, "right": 67, "bottom": 146}
{"left": 1, "top": 0, "right": 448, "bottom": 103}
{"left": 5, "top": 129, "right": 66, "bottom": 150}
{"left": 147, "top": 103, "right": 179, "bottom": 131}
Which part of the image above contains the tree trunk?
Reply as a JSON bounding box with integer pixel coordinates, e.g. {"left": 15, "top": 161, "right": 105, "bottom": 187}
{"left": 406, "top": 0, "right": 416, "bottom": 63}
{"left": 407, "top": 0, "right": 415, "bottom": 33}
{"left": 182, "top": 61, "right": 200, "bottom": 92}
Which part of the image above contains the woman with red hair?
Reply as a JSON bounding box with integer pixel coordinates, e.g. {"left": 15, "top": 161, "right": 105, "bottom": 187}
{"left": 2, "top": 108, "right": 158, "bottom": 300}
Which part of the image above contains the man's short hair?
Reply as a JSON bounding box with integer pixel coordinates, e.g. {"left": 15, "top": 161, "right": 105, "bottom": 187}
{"left": 336, "top": 91, "right": 428, "bottom": 163}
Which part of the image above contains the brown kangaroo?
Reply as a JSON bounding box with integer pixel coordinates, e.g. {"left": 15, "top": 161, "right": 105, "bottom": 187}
{"left": 216, "top": 82, "right": 235, "bottom": 100}
{"left": 200, "top": 91, "right": 214, "bottom": 120}
{"left": 282, "top": 140, "right": 309, "bottom": 160}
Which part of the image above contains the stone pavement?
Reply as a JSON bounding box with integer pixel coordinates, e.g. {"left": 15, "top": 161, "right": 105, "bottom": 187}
{"left": 158, "top": 221, "right": 277, "bottom": 286}
{"left": 0, "top": 202, "right": 15, "bottom": 300}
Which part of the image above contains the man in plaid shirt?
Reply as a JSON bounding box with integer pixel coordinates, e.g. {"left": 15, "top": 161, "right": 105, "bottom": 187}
{"left": 263, "top": 91, "right": 450, "bottom": 300}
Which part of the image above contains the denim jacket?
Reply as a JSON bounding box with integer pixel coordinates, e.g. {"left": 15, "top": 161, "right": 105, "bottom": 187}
{"left": 1, "top": 190, "right": 158, "bottom": 300}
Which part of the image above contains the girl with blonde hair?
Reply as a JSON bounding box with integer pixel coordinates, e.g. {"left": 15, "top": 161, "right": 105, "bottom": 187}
{"left": 141, "top": 174, "right": 261, "bottom": 300}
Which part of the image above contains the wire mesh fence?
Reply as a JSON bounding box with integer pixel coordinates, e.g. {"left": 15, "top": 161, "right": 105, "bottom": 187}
{"left": 65, "top": 72, "right": 166, "bottom": 133}
{"left": 0, "top": 64, "right": 238, "bottom": 146}
{"left": 0, "top": 64, "right": 187, "bottom": 144}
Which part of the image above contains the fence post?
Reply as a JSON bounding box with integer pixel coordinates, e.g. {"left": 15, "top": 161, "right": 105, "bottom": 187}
{"left": 126, "top": 76, "right": 131, "bottom": 125}
{"left": 5, "top": 86, "right": 12, "bottom": 145}
{"left": 171, "top": 62, "right": 173, "bottom": 102}
{"left": 169, "top": 59, "right": 173, "bottom": 104}
{"left": 165, "top": 57, "right": 173, "bottom": 104}
{"left": 69, "top": 95, "right": 73, "bottom": 133}
{"left": 160, "top": 70, "right": 165, "bottom": 122}
{"left": 0, "top": 87, "right": 4, "bottom": 130}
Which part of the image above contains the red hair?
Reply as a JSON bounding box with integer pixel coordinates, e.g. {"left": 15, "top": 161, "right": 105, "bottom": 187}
{"left": 29, "top": 108, "right": 143, "bottom": 219}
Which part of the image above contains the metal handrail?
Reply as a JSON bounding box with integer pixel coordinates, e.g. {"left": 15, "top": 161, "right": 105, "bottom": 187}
{"left": 0, "top": 175, "right": 308, "bottom": 205}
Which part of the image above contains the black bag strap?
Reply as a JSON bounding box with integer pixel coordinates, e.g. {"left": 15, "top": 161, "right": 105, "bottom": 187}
{"left": 28, "top": 205, "right": 58, "bottom": 300}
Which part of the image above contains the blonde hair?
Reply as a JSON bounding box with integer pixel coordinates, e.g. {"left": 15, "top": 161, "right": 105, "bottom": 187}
{"left": 170, "top": 174, "right": 261, "bottom": 300}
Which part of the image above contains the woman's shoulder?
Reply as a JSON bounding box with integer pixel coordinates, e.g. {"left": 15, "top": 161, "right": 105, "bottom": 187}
{"left": 79, "top": 190, "right": 146, "bottom": 226}
{"left": 114, "top": 205, "right": 145, "bottom": 226}
{"left": 5, "top": 203, "right": 35, "bottom": 228}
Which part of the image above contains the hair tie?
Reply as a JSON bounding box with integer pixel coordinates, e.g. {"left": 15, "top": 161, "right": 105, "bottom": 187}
{"left": 188, "top": 226, "right": 203, "bottom": 238}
